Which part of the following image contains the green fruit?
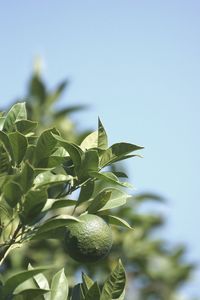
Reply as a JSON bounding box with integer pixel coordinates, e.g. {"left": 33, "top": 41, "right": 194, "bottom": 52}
{"left": 64, "top": 214, "right": 113, "bottom": 263}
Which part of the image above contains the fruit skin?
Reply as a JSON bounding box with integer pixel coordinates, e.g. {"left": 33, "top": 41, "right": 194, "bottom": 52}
{"left": 64, "top": 214, "right": 113, "bottom": 263}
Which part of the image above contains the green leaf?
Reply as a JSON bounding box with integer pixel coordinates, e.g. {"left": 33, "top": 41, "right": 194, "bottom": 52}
{"left": 0, "top": 131, "right": 13, "bottom": 157}
{"left": 51, "top": 199, "right": 76, "bottom": 209}
{"left": 8, "top": 131, "right": 28, "bottom": 165}
{"left": 28, "top": 264, "right": 50, "bottom": 300}
{"left": 31, "top": 227, "right": 66, "bottom": 241}
{"left": 3, "top": 103, "right": 27, "bottom": 132}
{"left": 80, "top": 131, "right": 98, "bottom": 150}
{"left": 133, "top": 193, "right": 164, "bottom": 203}
{"left": 24, "top": 145, "right": 36, "bottom": 164}
{"left": 21, "top": 188, "right": 48, "bottom": 225}
{"left": 85, "top": 282, "right": 101, "bottom": 300}
{"left": 29, "top": 75, "right": 46, "bottom": 103}
{"left": 79, "top": 150, "right": 99, "bottom": 180}
{"left": 15, "top": 119, "right": 38, "bottom": 134}
{"left": 87, "top": 190, "right": 112, "bottom": 213}
{"left": 2, "top": 268, "right": 48, "bottom": 298}
{"left": 42, "top": 198, "right": 76, "bottom": 213}
{"left": 100, "top": 142, "right": 143, "bottom": 167}
{"left": 34, "top": 171, "right": 72, "bottom": 188}
{"left": 46, "top": 80, "right": 68, "bottom": 106}
{"left": 54, "top": 105, "right": 87, "bottom": 119}
{"left": 81, "top": 273, "right": 94, "bottom": 296}
{"left": 52, "top": 134, "right": 83, "bottom": 174}
{"left": 3, "top": 181, "right": 22, "bottom": 207}
{"left": 13, "top": 288, "right": 50, "bottom": 298}
{"left": 90, "top": 171, "right": 132, "bottom": 188}
{"left": 98, "top": 118, "right": 108, "bottom": 149}
{"left": 35, "top": 215, "right": 80, "bottom": 235}
{"left": 102, "top": 215, "right": 132, "bottom": 229}
{"left": 88, "top": 188, "right": 128, "bottom": 212}
{"left": 15, "top": 162, "right": 34, "bottom": 193}
{"left": 112, "top": 172, "right": 128, "bottom": 178}
{"left": 77, "top": 180, "right": 95, "bottom": 206}
{"left": 0, "top": 147, "right": 11, "bottom": 175}
{"left": 71, "top": 284, "right": 82, "bottom": 300}
{"left": 34, "top": 128, "right": 59, "bottom": 167}
{"left": 0, "top": 117, "right": 5, "bottom": 130}
{"left": 50, "top": 268, "right": 68, "bottom": 300}
{"left": 100, "top": 260, "right": 126, "bottom": 300}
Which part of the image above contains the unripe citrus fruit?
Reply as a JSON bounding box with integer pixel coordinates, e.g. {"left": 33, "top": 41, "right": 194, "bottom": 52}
{"left": 64, "top": 214, "right": 112, "bottom": 263}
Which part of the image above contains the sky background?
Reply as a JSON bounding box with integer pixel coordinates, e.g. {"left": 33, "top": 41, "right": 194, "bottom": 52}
{"left": 0, "top": 1, "right": 200, "bottom": 297}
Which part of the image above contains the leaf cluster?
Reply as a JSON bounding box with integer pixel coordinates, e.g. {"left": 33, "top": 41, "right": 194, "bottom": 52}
{"left": 0, "top": 260, "right": 125, "bottom": 300}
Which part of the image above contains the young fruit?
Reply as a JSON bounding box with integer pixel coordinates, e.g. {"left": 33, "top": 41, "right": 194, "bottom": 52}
{"left": 64, "top": 214, "right": 113, "bottom": 263}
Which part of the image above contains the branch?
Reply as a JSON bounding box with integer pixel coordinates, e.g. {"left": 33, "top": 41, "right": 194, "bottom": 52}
{"left": 0, "top": 224, "right": 22, "bottom": 266}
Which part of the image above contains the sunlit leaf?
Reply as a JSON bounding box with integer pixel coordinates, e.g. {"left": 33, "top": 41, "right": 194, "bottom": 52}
{"left": 103, "top": 215, "right": 133, "bottom": 229}
{"left": 34, "top": 171, "right": 72, "bottom": 188}
{"left": 50, "top": 268, "right": 68, "bottom": 300}
{"left": 2, "top": 268, "right": 48, "bottom": 298}
{"left": 3, "top": 102, "right": 27, "bottom": 132}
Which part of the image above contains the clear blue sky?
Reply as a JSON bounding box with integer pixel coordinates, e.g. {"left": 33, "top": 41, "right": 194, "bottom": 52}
{"left": 0, "top": 1, "right": 200, "bottom": 297}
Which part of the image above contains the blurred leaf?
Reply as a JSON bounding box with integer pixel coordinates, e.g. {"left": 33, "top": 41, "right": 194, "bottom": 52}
{"left": 54, "top": 105, "right": 87, "bottom": 118}
{"left": 47, "top": 80, "right": 68, "bottom": 106}
{"left": 133, "top": 193, "right": 165, "bottom": 203}
{"left": 50, "top": 268, "right": 68, "bottom": 300}
{"left": 71, "top": 284, "right": 82, "bottom": 300}
{"left": 29, "top": 75, "right": 46, "bottom": 103}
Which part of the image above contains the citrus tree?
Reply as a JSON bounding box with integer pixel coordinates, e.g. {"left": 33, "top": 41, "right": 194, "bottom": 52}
{"left": 0, "top": 98, "right": 143, "bottom": 299}
{"left": 0, "top": 71, "right": 195, "bottom": 300}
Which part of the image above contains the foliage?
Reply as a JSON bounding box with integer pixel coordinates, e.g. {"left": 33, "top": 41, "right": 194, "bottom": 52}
{"left": 0, "top": 71, "right": 195, "bottom": 300}
{"left": 0, "top": 260, "right": 126, "bottom": 300}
